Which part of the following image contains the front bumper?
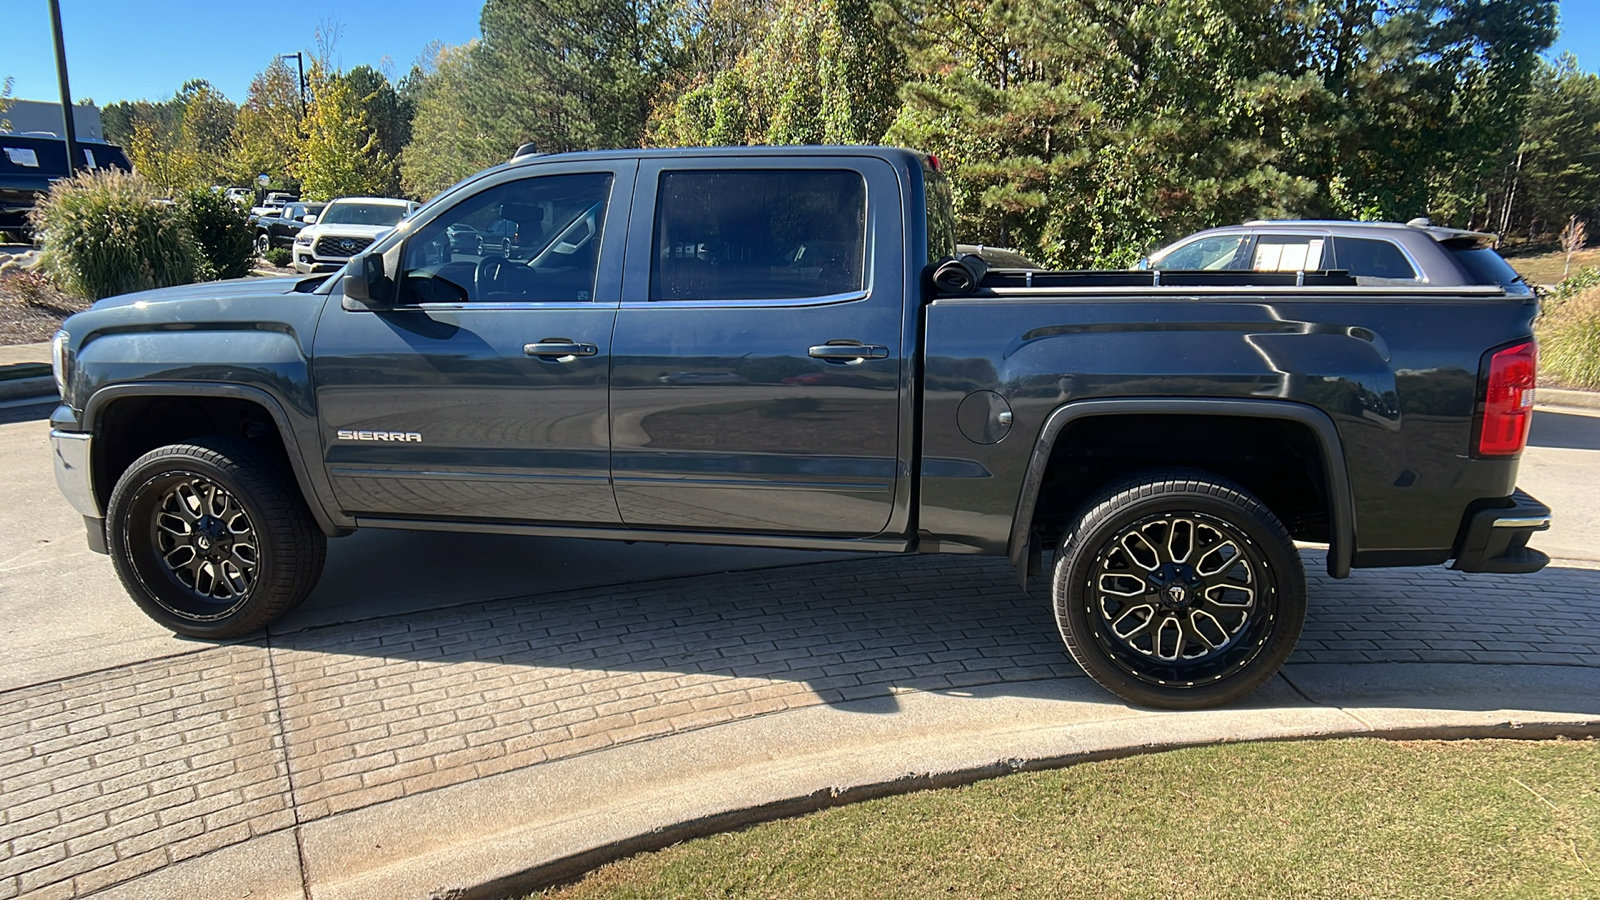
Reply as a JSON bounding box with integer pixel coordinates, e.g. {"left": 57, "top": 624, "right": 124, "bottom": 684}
{"left": 50, "top": 429, "right": 108, "bottom": 554}
{"left": 293, "top": 249, "right": 346, "bottom": 274}
{"left": 1451, "top": 489, "right": 1551, "bottom": 574}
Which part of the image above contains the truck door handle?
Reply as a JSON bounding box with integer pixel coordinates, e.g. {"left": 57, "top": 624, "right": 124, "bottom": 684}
{"left": 808, "top": 343, "right": 889, "bottom": 364}
{"left": 524, "top": 341, "right": 598, "bottom": 360}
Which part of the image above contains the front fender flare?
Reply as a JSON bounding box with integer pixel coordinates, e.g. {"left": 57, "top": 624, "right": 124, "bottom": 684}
{"left": 82, "top": 381, "right": 346, "bottom": 536}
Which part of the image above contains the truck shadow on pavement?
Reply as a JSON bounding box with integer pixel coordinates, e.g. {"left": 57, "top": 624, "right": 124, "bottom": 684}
{"left": 260, "top": 550, "right": 1600, "bottom": 760}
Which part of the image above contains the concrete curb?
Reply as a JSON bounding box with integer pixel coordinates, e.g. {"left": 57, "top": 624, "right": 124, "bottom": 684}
{"left": 1539, "top": 387, "right": 1600, "bottom": 411}
{"left": 293, "top": 663, "right": 1600, "bottom": 900}
{"left": 0, "top": 374, "right": 54, "bottom": 402}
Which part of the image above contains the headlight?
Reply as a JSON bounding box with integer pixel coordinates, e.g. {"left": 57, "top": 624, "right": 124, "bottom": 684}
{"left": 295, "top": 233, "right": 312, "bottom": 245}
{"left": 51, "top": 329, "right": 70, "bottom": 398}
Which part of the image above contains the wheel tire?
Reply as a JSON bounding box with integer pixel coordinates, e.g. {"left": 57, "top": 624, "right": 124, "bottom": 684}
{"left": 106, "top": 437, "right": 327, "bottom": 639}
{"left": 255, "top": 232, "right": 271, "bottom": 258}
{"left": 501, "top": 238, "right": 511, "bottom": 257}
{"left": 1052, "top": 470, "right": 1306, "bottom": 709}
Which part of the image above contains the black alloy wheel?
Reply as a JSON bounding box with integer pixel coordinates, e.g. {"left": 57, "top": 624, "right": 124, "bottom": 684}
{"left": 143, "top": 474, "right": 260, "bottom": 617}
{"left": 106, "top": 437, "right": 326, "bottom": 638}
{"left": 1053, "top": 471, "right": 1306, "bottom": 709}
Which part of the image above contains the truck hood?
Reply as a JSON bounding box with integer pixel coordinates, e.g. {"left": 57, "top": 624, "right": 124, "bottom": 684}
{"left": 58, "top": 276, "right": 335, "bottom": 417}
{"left": 89, "top": 276, "right": 310, "bottom": 311}
{"left": 302, "top": 224, "right": 393, "bottom": 240}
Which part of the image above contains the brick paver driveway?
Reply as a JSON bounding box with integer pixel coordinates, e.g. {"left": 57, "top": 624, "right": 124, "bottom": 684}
{"left": 3, "top": 551, "right": 1598, "bottom": 897}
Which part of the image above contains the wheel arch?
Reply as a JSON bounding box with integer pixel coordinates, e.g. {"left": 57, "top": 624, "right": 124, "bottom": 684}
{"left": 84, "top": 383, "right": 343, "bottom": 536}
{"left": 1008, "top": 398, "right": 1355, "bottom": 588}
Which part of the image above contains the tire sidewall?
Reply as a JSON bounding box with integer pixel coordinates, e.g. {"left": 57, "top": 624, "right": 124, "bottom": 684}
{"left": 108, "top": 450, "right": 284, "bottom": 638}
{"left": 1054, "top": 482, "right": 1306, "bottom": 709}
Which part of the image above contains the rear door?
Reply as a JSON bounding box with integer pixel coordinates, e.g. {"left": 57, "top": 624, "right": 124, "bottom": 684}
{"left": 608, "top": 157, "right": 906, "bottom": 536}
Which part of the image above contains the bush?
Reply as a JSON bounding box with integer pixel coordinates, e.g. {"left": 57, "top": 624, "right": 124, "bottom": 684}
{"left": 28, "top": 169, "right": 201, "bottom": 300}
{"left": 177, "top": 187, "right": 253, "bottom": 280}
{"left": 1538, "top": 283, "right": 1600, "bottom": 390}
{"left": 265, "top": 247, "right": 292, "bottom": 268}
{"left": 1545, "top": 266, "right": 1600, "bottom": 309}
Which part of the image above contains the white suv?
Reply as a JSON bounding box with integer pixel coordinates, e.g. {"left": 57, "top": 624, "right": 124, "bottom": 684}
{"left": 294, "top": 197, "right": 419, "bottom": 274}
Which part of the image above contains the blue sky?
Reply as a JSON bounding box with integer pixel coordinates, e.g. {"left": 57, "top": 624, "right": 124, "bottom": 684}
{"left": 4, "top": 0, "right": 1598, "bottom": 107}
{"left": 6, "top": 0, "right": 482, "bottom": 106}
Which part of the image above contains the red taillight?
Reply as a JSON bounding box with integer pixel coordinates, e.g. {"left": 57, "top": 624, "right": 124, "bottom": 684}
{"left": 928, "top": 154, "right": 941, "bottom": 171}
{"left": 1479, "top": 341, "right": 1537, "bottom": 456}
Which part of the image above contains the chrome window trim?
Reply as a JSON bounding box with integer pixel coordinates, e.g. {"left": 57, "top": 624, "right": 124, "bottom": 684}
{"left": 620, "top": 289, "right": 871, "bottom": 310}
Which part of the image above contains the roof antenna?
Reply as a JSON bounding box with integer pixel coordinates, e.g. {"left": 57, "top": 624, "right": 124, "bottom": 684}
{"left": 512, "top": 142, "right": 540, "bottom": 160}
{"left": 1406, "top": 216, "right": 1431, "bottom": 227}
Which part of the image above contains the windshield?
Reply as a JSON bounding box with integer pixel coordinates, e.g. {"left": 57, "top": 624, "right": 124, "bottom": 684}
{"left": 1152, "top": 235, "right": 1247, "bottom": 270}
{"left": 320, "top": 201, "right": 408, "bottom": 227}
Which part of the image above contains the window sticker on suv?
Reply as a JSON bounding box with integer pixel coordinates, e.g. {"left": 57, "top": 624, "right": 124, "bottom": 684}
{"left": 1253, "top": 237, "right": 1325, "bottom": 271}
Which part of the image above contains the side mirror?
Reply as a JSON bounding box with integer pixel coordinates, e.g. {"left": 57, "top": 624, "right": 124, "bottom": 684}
{"left": 302, "top": 214, "right": 317, "bottom": 224}
{"left": 1135, "top": 256, "right": 1151, "bottom": 271}
{"left": 342, "top": 253, "right": 394, "bottom": 310}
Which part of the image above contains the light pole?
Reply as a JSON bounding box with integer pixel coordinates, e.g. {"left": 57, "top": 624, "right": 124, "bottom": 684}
{"left": 47, "top": 0, "right": 82, "bottom": 171}
{"left": 279, "top": 52, "right": 307, "bottom": 117}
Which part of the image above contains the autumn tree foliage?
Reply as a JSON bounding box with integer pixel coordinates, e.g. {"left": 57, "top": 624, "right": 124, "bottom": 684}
{"left": 101, "top": 1, "right": 1600, "bottom": 269}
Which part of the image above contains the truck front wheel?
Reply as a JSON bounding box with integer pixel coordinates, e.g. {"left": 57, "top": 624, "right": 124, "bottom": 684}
{"left": 106, "top": 438, "right": 326, "bottom": 638}
{"left": 1052, "top": 471, "right": 1306, "bottom": 709}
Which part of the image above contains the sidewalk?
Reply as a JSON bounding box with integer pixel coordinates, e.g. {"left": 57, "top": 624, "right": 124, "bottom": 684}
{"left": 3, "top": 552, "right": 1598, "bottom": 899}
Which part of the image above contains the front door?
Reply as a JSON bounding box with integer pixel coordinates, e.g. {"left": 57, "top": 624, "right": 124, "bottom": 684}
{"left": 312, "top": 162, "right": 633, "bottom": 524}
{"left": 608, "top": 158, "right": 906, "bottom": 536}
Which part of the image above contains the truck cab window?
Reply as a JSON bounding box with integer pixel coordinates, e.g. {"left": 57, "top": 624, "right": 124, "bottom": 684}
{"left": 650, "top": 169, "right": 867, "bottom": 301}
{"left": 399, "top": 173, "right": 612, "bottom": 305}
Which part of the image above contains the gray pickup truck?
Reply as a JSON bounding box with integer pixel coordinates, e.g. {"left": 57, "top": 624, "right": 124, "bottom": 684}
{"left": 48, "top": 145, "right": 1551, "bottom": 708}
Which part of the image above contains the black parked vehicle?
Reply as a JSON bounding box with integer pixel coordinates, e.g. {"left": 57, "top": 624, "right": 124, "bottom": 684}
{"left": 48, "top": 145, "right": 1551, "bottom": 709}
{"left": 253, "top": 202, "right": 327, "bottom": 255}
{"left": 1, "top": 134, "right": 132, "bottom": 236}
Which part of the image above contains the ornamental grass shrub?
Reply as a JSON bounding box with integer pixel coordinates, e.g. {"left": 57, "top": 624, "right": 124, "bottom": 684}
{"left": 1538, "top": 272, "right": 1600, "bottom": 390}
{"left": 28, "top": 169, "right": 202, "bottom": 300}
{"left": 176, "top": 187, "right": 254, "bottom": 280}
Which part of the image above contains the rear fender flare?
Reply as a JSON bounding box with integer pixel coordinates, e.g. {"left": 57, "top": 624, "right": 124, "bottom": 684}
{"left": 1008, "top": 398, "right": 1354, "bottom": 586}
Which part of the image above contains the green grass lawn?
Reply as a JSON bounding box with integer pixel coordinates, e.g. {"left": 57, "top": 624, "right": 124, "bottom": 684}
{"left": 531, "top": 738, "right": 1599, "bottom": 900}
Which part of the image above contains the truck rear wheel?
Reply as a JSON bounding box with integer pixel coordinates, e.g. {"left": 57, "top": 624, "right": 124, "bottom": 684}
{"left": 1052, "top": 471, "right": 1306, "bottom": 709}
{"left": 106, "top": 438, "right": 326, "bottom": 638}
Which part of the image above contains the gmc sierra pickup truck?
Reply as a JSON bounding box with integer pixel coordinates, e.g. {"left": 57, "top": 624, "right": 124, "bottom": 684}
{"left": 48, "top": 145, "right": 1551, "bottom": 708}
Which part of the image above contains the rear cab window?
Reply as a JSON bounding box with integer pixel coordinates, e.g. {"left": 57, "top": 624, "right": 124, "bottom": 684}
{"left": 650, "top": 169, "right": 867, "bottom": 301}
{"left": 923, "top": 158, "right": 956, "bottom": 265}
